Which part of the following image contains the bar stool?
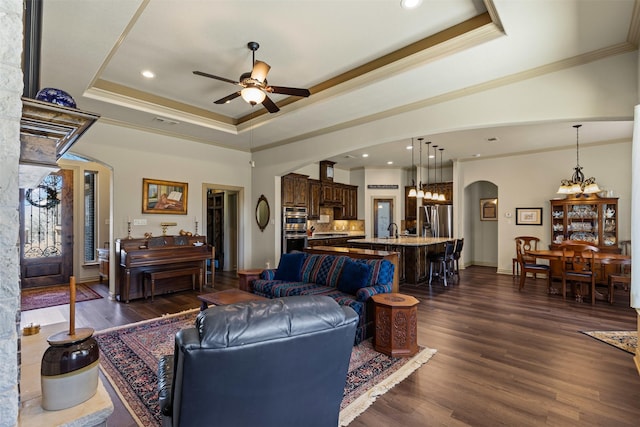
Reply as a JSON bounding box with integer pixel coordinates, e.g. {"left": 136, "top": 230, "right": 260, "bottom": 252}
{"left": 428, "top": 240, "right": 455, "bottom": 286}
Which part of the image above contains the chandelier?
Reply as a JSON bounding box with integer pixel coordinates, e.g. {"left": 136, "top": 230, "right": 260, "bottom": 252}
{"left": 557, "top": 124, "right": 601, "bottom": 195}
{"left": 437, "top": 147, "right": 446, "bottom": 201}
{"left": 408, "top": 138, "right": 417, "bottom": 197}
{"left": 430, "top": 145, "right": 439, "bottom": 200}
{"left": 424, "top": 141, "right": 432, "bottom": 199}
{"left": 416, "top": 138, "right": 425, "bottom": 198}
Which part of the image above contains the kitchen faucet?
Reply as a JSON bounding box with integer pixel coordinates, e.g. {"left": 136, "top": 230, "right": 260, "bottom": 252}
{"left": 387, "top": 222, "right": 399, "bottom": 238}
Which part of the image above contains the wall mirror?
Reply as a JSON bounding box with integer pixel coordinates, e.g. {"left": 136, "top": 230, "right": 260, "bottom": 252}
{"left": 256, "top": 194, "right": 270, "bottom": 232}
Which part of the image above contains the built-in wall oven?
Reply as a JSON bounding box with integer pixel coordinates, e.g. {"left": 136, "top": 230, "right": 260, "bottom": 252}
{"left": 283, "top": 206, "right": 308, "bottom": 253}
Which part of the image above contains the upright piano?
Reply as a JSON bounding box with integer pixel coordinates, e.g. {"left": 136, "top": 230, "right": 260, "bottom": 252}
{"left": 115, "top": 235, "right": 214, "bottom": 302}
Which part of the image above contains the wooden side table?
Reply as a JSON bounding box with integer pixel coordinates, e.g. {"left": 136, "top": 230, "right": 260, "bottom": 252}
{"left": 371, "top": 293, "right": 420, "bottom": 357}
{"left": 237, "top": 268, "right": 264, "bottom": 292}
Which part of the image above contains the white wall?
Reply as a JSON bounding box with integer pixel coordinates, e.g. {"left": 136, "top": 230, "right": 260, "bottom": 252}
{"left": 58, "top": 157, "right": 111, "bottom": 284}
{"left": 363, "top": 168, "right": 404, "bottom": 237}
{"left": 251, "top": 52, "right": 635, "bottom": 267}
{"left": 457, "top": 141, "right": 632, "bottom": 274}
{"left": 464, "top": 181, "right": 499, "bottom": 267}
{"left": 71, "top": 121, "right": 253, "bottom": 295}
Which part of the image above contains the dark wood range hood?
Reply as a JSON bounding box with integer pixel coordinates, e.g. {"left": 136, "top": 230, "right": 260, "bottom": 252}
{"left": 19, "top": 97, "right": 100, "bottom": 188}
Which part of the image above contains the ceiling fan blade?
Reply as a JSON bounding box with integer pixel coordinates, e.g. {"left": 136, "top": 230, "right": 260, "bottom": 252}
{"left": 261, "top": 95, "right": 280, "bottom": 113}
{"left": 193, "top": 70, "right": 239, "bottom": 85}
{"left": 214, "top": 92, "right": 241, "bottom": 104}
{"left": 251, "top": 61, "right": 271, "bottom": 83}
{"left": 267, "top": 86, "right": 311, "bottom": 97}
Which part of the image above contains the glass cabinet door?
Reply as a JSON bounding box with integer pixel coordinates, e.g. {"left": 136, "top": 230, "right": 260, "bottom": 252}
{"left": 602, "top": 202, "right": 617, "bottom": 247}
{"left": 551, "top": 205, "right": 565, "bottom": 244}
{"left": 566, "top": 203, "right": 598, "bottom": 245}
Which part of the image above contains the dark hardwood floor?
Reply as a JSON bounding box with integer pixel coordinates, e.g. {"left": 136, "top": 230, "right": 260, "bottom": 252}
{"left": 29, "top": 266, "right": 640, "bottom": 426}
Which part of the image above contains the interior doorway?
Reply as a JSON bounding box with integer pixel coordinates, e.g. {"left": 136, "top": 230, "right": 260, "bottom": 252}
{"left": 205, "top": 187, "right": 240, "bottom": 274}
{"left": 373, "top": 198, "right": 394, "bottom": 238}
{"left": 464, "top": 180, "right": 498, "bottom": 268}
{"left": 207, "top": 190, "right": 225, "bottom": 271}
{"left": 20, "top": 170, "right": 74, "bottom": 288}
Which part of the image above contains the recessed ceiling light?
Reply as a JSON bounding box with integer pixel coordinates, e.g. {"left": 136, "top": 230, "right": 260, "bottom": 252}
{"left": 428, "top": 154, "right": 435, "bottom": 159}
{"left": 406, "top": 145, "right": 413, "bottom": 150}
{"left": 472, "top": 153, "right": 481, "bottom": 157}
{"left": 387, "top": 161, "right": 393, "bottom": 165}
{"left": 486, "top": 137, "right": 499, "bottom": 142}
{"left": 141, "top": 70, "right": 155, "bottom": 78}
{"left": 400, "top": 0, "right": 422, "bottom": 10}
{"left": 362, "top": 153, "right": 369, "bottom": 158}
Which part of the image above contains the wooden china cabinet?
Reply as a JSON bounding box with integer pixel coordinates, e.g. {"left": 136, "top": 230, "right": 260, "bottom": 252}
{"left": 549, "top": 194, "right": 619, "bottom": 280}
{"left": 549, "top": 195, "right": 618, "bottom": 252}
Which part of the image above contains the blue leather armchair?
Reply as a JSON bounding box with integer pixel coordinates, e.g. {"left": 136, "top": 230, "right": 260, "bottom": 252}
{"left": 158, "top": 295, "right": 358, "bottom": 427}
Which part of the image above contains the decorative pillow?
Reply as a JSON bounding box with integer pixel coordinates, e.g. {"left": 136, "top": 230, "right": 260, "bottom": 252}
{"left": 274, "top": 252, "right": 306, "bottom": 282}
{"left": 337, "top": 260, "right": 372, "bottom": 295}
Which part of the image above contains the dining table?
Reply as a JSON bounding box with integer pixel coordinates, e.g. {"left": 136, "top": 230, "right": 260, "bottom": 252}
{"left": 525, "top": 249, "right": 631, "bottom": 299}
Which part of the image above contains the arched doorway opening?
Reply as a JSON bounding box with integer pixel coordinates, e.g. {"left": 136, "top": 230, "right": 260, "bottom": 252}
{"left": 463, "top": 180, "right": 498, "bottom": 269}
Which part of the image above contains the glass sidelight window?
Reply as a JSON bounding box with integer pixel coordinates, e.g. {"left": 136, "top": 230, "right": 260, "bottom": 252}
{"left": 84, "top": 171, "right": 97, "bottom": 262}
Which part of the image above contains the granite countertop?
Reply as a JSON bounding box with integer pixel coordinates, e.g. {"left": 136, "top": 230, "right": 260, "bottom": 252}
{"left": 347, "top": 236, "right": 453, "bottom": 246}
{"left": 307, "top": 232, "right": 365, "bottom": 240}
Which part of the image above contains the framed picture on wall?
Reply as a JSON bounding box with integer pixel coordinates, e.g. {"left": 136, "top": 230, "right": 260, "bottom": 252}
{"left": 142, "top": 178, "right": 188, "bottom": 214}
{"left": 480, "top": 198, "right": 498, "bottom": 221}
{"left": 516, "top": 207, "right": 543, "bottom": 225}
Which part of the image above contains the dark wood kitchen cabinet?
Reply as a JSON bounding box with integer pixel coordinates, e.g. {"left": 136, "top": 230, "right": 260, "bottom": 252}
{"left": 405, "top": 186, "right": 417, "bottom": 221}
{"left": 282, "top": 173, "right": 309, "bottom": 207}
{"left": 307, "top": 179, "right": 322, "bottom": 219}
{"left": 321, "top": 182, "right": 341, "bottom": 204}
{"left": 345, "top": 185, "right": 358, "bottom": 219}
{"left": 335, "top": 184, "right": 358, "bottom": 220}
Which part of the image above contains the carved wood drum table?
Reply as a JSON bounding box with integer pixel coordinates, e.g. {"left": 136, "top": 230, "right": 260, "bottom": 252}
{"left": 371, "top": 293, "right": 420, "bottom": 357}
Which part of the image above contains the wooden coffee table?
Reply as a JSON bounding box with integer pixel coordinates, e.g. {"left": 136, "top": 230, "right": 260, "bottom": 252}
{"left": 197, "top": 288, "right": 267, "bottom": 310}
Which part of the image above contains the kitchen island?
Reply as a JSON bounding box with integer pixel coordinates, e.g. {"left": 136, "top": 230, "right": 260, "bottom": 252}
{"left": 307, "top": 232, "right": 365, "bottom": 247}
{"left": 347, "top": 236, "right": 453, "bottom": 285}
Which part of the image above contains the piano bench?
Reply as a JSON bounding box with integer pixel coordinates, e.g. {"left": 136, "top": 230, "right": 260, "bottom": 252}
{"left": 143, "top": 267, "right": 202, "bottom": 301}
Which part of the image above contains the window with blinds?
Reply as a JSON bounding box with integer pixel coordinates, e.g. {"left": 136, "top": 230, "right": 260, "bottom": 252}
{"left": 84, "top": 171, "right": 97, "bottom": 262}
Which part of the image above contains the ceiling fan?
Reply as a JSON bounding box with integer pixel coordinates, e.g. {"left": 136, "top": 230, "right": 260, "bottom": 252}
{"left": 193, "top": 41, "right": 310, "bottom": 114}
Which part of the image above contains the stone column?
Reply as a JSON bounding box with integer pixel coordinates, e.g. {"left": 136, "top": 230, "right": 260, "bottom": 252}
{"left": 0, "top": 0, "right": 23, "bottom": 424}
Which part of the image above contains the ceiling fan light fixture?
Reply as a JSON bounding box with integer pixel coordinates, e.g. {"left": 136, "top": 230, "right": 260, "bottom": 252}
{"left": 241, "top": 86, "right": 266, "bottom": 105}
{"left": 251, "top": 61, "right": 271, "bottom": 83}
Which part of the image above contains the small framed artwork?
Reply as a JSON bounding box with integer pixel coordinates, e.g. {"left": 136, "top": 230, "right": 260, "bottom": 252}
{"left": 142, "top": 178, "right": 188, "bottom": 215}
{"left": 516, "top": 207, "right": 543, "bottom": 225}
{"left": 480, "top": 198, "right": 498, "bottom": 221}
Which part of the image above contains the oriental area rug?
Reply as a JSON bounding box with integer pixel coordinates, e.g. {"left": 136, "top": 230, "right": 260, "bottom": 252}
{"left": 21, "top": 283, "right": 102, "bottom": 311}
{"left": 94, "top": 309, "right": 437, "bottom": 427}
{"left": 581, "top": 330, "right": 637, "bottom": 355}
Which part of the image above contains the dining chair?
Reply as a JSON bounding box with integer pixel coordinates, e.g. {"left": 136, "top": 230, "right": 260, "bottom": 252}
{"left": 515, "top": 237, "right": 551, "bottom": 292}
{"left": 561, "top": 244, "right": 599, "bottom": 305}
{"left": 598, "top": 258, "right": 629, "bottom": 304}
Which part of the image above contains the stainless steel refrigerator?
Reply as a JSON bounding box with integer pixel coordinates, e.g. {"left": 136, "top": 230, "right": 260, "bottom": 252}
{"left": 423, "top": 205, "right": 453, "bottom": 238}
